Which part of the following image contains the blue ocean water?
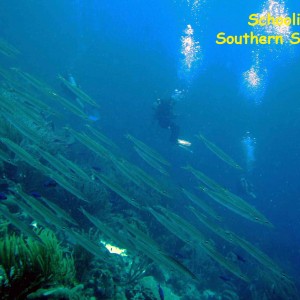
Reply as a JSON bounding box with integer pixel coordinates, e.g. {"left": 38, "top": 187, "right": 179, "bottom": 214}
{"left": 1, "top": 0, "right": 300, "bottom": 298}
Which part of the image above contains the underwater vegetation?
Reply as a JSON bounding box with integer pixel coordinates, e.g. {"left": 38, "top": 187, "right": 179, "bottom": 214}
{"left": 0, "top": 36, "right": 299, "bottom": 300}
{"left": 0, "top": 228, "right": 76, "bottom": 299}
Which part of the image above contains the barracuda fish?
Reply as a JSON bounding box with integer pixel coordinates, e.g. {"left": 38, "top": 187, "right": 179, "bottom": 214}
{"left": 151, "top": 206, "right": 249, "bottom": 282}
{"left": 189, "top": 206, "right": 237, "bottom": 245}
{"left": 0, "top": 65, "right": 15, "bottom": 81}
{"left": 80, "top": 208, "right": 132, "bottom": 250}
{"left": 12, "top": 68, "right": 53, "bottom": 94}
{"left": 0, "top": 204, "right": 41, "bottom": 241}
{"left": 152, "top": 206, "right": 208, "bottom": 246}
{"left": 0, "top": 38, "right": 20, "bottom": 57}
{"left": 65, "top": 229, "right": 110, "bottom": 262}
{"left": 183, "top": 165, "right": 272, "bottom": 226}
{"left": 57, "top": 154, "right": 92, "bottom": 183}
{"left": 0, "top": 148, "right": 16, "bottom": 166}
{"left": 0, "top": 74, "right": 41, "bottom": 108}
{"left": 10, "top": 143, "right": 87, "bottom": 203}
{"left": 122, "top": 221, "right": 199, "bottom": 281}
{"left": 46, "top": 170, "right": 89, "bottom": 203}
{"left": 0, "top": 95, "right": 18, "bottom": 114}
{"left": 9, "top": 100, "right": 47, "bottom": 124}
{"left": 0, "top": 137, "right": 50, "bottom": 174}
{"left": 202, "top": 240, "right": 250, "bottom": 282}
{"left": 181, "top": 188, "right": 222, "bottom": 221}
{"left": 182, "top": 165, "right": 225, "bottom": 191}
{"left": 69, "top": 129, "right": 171, "bottom": 198}
{"left": 68, "top": 128, "right": 112, "bottom": 161}
{"left": 95, "top": 173, "right": 142, "bottom": 210}
{"left": 134, "top": 146, "right": 169, "bottom": 176}
{"left": 111, "top": 159, "right": 165, "bottom": 207}
{"left": 85, "top": 125, "right": 119, "bottom": 152}
{"left": 40, "top": 197, "right": 78, "bottom": 226}
{"left": 39, "top": 149, "right": 76, "bottom": 181}
{"left": 49, "top": 92, "right": 89, "bottom": 120}
{"left": 58, "top": 75, "right": 100, "bottom": 108}
{"left": 12, "top": 69, "right": 89, "bottom": 120}
{"left": 128, "top": 164, "right": 172, "bottom": 199}
{"left": 0, "top": 101, "right": 14, "bottom": 117}
{"left": 70, "top": 129, "right": 170, "bottom": 198}
{"left": 13, "top": 89, "right": 53, "bottom": 113}
{"left": 230, "top": 232, "right": 288, "bottom": 279}
{"left": 15, "top": 187, "right": 68, "bottom": 230}
{"left": 199, "top": 186, "right": 273, "bottom": 227}
{"left": 6, "top": 196, "right": 50, "bottom": 229}
{"left": 197, "top": 134, "right": 242, "bottom": 170}
{"left": 159, "top": 250, "right": 199, "bottom": 281}
{"left": 0, "top": 96, "right": 48, "bottom": 131}
{"left": 3, "top": 115, "right": 48, "bottom": 147}
{"left": 199, "top": 186, "right": 254, "bottom": 223}
{"left": 149, "top": 208, "right": 193, "bottom": 245}
{"left": 221, "top": 189, "right": 273, "bottom": 228}
{"left": 110, "top": 157, "right": 143, "bottom": 187}
{"left": 119, "top": 219, "right": 161, "bottom": 250}
{"left": 144, "top": 241, "right": 197, "bottom": 281}
{"left": 126, "top": 134, "right": 171, "bottom": 167}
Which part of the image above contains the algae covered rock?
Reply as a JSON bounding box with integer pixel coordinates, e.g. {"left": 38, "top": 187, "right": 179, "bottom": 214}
{"left": 139, "top": 276, "right": 180, "bottom": 300}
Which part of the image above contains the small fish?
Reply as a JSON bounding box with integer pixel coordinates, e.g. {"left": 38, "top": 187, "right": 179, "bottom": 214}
{"left": 158, "top": 284, "right": 164, "bottom": 300}
{"left": 0, "top": 192, "right": 7, "bottom": 200}
{"left": 43, "top": 179, "right": 57, "bottom": 188}
{"left": 174, "top": 252, "right": 185, "bottom": 260}
{"left": 29, "top": 191, "right": 42, "bottom": 199}
{"left": 88, "top": 114, "right": 100, "bottom": 122}
{"left": 88, "top": 109, "right": 100, "bottom": 122}
{"left": 219, "top": 275, "right": 231, "bottom": 282}
{"left": 88, "top": 116, "right": 98, "bottom": 121}
{"left": 235, "top": 252, "right": 246, "bottom": 263}
{"left": 92, "top": 166, "right": 102, "bottom": 172}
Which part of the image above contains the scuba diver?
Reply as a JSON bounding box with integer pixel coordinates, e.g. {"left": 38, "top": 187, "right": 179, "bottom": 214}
{"left": 153, "top": 98, "right": 180, "bottom": 143}
{"left": 237, "top": 176, "right": 256, "bottom": 199}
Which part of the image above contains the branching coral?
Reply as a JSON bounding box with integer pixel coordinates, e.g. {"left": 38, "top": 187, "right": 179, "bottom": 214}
{"left": 121, "top": 255, "right": 152, "bottom": 286}
{"left": 0, "top": 228, "right": 76, "bottom": 299}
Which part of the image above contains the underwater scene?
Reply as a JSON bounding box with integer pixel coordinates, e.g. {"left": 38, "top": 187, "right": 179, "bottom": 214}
{"left": 0, "top": 0, "right": 300, "bottom": 299}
